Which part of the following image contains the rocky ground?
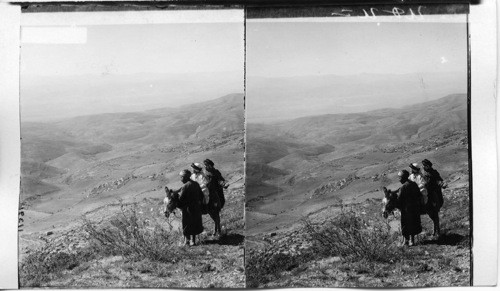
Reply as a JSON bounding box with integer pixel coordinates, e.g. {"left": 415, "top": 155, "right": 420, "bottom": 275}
{"left": 246, "top": 184, "right": 470, "bottom": 288}
{"left": 20, "top": 185, "right": 245, "bottom": 288}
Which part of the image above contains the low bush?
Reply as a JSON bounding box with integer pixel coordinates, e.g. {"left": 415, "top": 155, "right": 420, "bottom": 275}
{"left": 303, "top": 209, "right": 402, "bottom": 263}
{"left": 20, "top": 243, "right": 96, "bottom": 287}
{"left": 246, "top": 250, "right": 314, "bottom": 288}
{"left": 82, "top": 203, "right": 184, "bottom": 263}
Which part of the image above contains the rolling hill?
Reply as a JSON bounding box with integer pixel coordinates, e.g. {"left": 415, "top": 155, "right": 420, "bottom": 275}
{"left": 19, "top": 93, "right": 245, "bottom": 288}
{"left": 21, "top": 93, "right": 243, "bottom": 204}
{"left": 245, "top": 93, "right": 470, "bottom": 287}
{"left": 246, "top": 93, "right": 468, "bottom": 233}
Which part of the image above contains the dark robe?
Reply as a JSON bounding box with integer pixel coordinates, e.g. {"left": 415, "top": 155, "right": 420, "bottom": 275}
{"left": 423, "top": 168, "right": 444, "bottom": 210}
{"left": 205, "top": 168, "right": 225, "bottom": 210}
{"left": 398, "top": 180, "right": 423, "bottom": 236}
{"left": 177, "top": 180, "right": 204, "bottom": 236}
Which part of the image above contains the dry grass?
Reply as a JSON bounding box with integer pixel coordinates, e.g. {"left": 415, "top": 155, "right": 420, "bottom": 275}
{"left": 20, "top": 203, "right": 186, "bottom": 287}
{"left": 82, "top": 203, "right": 185, "bottom": 263}
{"left": 20, "top": 240, "right": 96, "bottom": 287}
{"left": 303, "top": 209, "right": 402, "bottom": 263}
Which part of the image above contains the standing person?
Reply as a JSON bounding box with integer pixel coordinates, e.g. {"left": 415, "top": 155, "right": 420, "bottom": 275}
{"left": 421, "top": 159, "right": 447, "bottom": 237}
{"left": 203, "top": 158, "right": 226, "bottom": 236}
{"left": 190, "top": 162, "right": 210, "bottom": 214}
{"left": 177, "top": 169, "right": 204, "bottom": 246}
{"left": 421, "top": 159, "right": 447, "bottom": 210}
{"left": 203, "top": 159, "right": 227, "bottom": 209}
{"left": 409, "top": 162, "right": 428, "bottom": 208}
{"left": 397, "top": 170, "right": 422, "bottom": 246}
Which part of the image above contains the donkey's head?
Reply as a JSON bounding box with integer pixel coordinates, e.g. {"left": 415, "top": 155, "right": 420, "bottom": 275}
{"left": 163, "top": 186, "right": 178, "bottom": 218}
{"left": 382, "top": 186, "right": 398, "bottom": 219}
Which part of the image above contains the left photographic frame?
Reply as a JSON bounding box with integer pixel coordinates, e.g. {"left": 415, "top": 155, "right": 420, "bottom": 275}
{"left": 17, "top": 6, "right": 245, "bottom": 288}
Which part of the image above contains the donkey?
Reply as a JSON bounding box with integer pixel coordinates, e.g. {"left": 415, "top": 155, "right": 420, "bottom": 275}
{"left": 382, "top": 186, "right": 441, "bottom": 237}
{"left": 163, "top": 185, "right": 222, "bottom": 237}
{"left": 163, "top": 186, "right": 179, "bottom": 218}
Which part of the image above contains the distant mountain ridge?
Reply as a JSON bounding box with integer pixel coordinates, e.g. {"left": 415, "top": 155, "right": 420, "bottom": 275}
{"left": 23, "top": 93, "right": 243, "bottom": 148}
{"left": 21, "top": 72, "right": 244, "bottom": 121}
{"left": 249, "top": 93, "right": 466, "bottom": 151}
{"left": 247, "top": 72, "right": 466, "bottom": 123}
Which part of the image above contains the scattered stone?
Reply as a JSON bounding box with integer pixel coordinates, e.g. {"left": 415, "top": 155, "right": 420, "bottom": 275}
{"left": 46, "top": 231, "right": 53, "bottom": 236}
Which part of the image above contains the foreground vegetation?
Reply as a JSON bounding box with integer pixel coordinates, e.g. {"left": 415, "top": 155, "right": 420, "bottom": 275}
{"left": 246, "top": 187, "right": 470, "bottom": 288}
{"left": 20, "top": 189, "right": 245, "bottom": 288}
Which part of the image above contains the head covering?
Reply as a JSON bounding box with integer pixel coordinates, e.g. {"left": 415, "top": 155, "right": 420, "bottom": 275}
{"left": 179, "top": 169, "right": 192, "bottom": 178}
{"left": 191, "top": 163, "right": 203, "bottom": 172}
{"left": 398, "top": 169, "right": 410, "bottom": 179}
{"left": 203, "top": 158, "right": 214, "bottom": 167}
{"left": 422, "top": 159, "right": 433, "bottom": 167}
{"left": 409, "top": 163, "right": 420, "bottom": 172}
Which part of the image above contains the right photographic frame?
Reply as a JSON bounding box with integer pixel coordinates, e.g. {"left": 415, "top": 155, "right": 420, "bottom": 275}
{"left": 245, "top": 4, "right": 472, "bottom": 288}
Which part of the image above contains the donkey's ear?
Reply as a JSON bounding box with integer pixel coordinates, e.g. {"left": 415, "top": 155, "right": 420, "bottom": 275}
{"left": 382, "top": 187, "right": 390, "bottom": 198}
{"left": 165, "top": 186, "right": 172, "bottom": 197}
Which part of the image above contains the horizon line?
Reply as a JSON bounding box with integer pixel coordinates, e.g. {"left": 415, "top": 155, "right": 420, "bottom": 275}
{"left": 247, "top": 70, "right": 466, "bottom": 79}
{"left": 21, "top": 92, "right": 244, "bottom": 124}
{"left": 247, "top": 92, "right": 467, "bottom": 124}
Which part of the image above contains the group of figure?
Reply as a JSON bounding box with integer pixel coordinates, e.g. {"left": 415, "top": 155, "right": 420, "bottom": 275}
{"left": 164, "top": 159, "right": 227, "bottom": 246}
{"left": 383, "top": 159, "right": 447, "bottom": 246}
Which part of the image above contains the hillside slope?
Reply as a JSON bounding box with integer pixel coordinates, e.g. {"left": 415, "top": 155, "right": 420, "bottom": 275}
{"left": 246, "top": 93, "right": 470, "bottom": 287}
{"left": 19, "top": 93, "right": 245, "bottom": 288}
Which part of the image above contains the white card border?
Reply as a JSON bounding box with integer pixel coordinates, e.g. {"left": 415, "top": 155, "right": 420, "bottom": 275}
{"left": 0, "top": 1, "right": 497, "bottom": 289}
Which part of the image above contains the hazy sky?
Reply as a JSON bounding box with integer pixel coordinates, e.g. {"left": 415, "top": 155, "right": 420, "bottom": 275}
{"left": 22, "top": 23, "right": 244, "bottom": 77}
{"left": 245, "top": 20, "right": 468, "bottom": 122}
{"left": 247, "top": 21, "right": 467, "bottom": 77}
{"left": 20, "top": 15, "right": 244, "bottom": 121}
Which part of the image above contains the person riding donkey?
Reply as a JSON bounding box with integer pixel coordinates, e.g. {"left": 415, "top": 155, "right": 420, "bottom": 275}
{"left": 409, "top": 162, "right": 428, "bottom": 210}
{"left": 164, "top": 160, "right": 228, "bottom": 240}
{"left": 421, "top": 159, "right": 447, "bottom": 237}
{"left": 203, "top": 158, "right": 228, "bottom": 237}
{"left": 190, "top": 163, "right": 210, "bottom": 214}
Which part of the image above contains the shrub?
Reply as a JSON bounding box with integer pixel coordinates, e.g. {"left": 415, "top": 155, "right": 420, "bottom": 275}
{"left": 303, "top": 209, "right": 401, "bottom": 263}
{"left": 20, "top": 243, "right": 95, "bottom": 287}
{"left": 82, "top": 203, "right": 184, "bottom": 263}
{"left": 246, "top": 250, "right": 314, "bottom": 288}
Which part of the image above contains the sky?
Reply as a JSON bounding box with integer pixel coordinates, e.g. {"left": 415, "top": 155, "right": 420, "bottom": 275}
{"left": 22, "top": 23, "right": 244, "bottom": 77}
{"left": 20, "top": 11, "right": 245, "bottom": 121}
{"left": 246, "top": 21, "right": 467, "bottom": 78}
{"left": 245, "top": 20, "right": 468, "bottom": 122}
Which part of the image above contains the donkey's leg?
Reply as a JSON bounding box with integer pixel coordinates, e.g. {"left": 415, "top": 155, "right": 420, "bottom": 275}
{"left": 215, "top": 211, "right": 221, "bottom": 235}
{"left": 209, "top": 210, "right": 221, "bottom": 236}
{"left": 428, "top": 210, "right": 440, "bottom": 237}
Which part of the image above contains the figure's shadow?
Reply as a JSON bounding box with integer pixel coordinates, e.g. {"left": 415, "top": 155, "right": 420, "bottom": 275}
{"left": 204, "top": 233, "right": 245, "bottom": 246}
{"left": 421, "top": 232, "right": 469, "bottom": 246}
